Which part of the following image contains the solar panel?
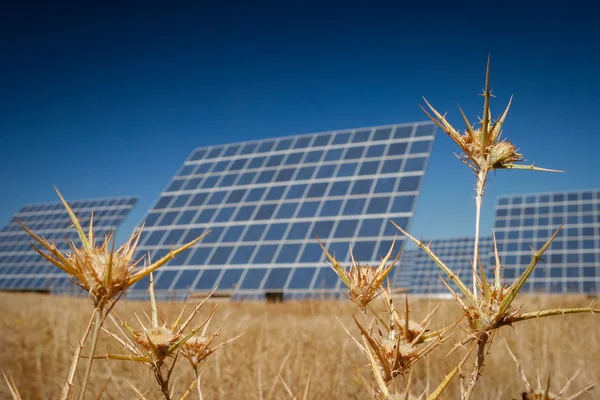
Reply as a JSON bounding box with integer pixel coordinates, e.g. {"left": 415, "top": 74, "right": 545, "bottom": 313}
{"left": 394, "top": 236, "right": 494, "bottom": 295}
{"left": 129, "top": 122, "right": 436, "bottom": 299}
{"left": 494, "top": 189, "right": 599, "bottom": 294}
{"left": 0, "top": 196, "right": 138, "bottom": 293}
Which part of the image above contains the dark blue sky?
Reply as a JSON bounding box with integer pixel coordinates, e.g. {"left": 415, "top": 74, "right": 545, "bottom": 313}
{"left": 1, "top": 2, "right": 599, "bottom": 243}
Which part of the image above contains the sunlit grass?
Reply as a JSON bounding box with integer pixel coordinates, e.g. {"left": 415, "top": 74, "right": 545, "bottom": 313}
{"left": 0, "top": 292, "right": 598, "bottom": 399}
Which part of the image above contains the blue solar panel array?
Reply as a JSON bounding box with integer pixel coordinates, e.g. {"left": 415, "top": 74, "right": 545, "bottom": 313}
{"left": 494, "top": 189, "right": 599, "bottom": 294}
{"left": 129, "top": 122, "right": 436, "bottom": 300}
{"left": 394, "top": 236, "right": 494, "bottom": 295}
{"left": 0, "top": 197, "right": 138, "bottom": 292}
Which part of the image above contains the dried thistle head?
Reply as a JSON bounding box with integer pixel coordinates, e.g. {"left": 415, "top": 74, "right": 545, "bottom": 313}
{"left": 339, "top": 289, "right": 454, "bottom": 384}
{"left": 341, "top": 289, "right": 467, "bottom": 400}
{"left": 350, "top": 317, "right": 425, "bottom": 384}
{"left": 101, "top": 273, "right": 216, "bottom": 366}
{"left": 180, "top": 314, "right": 242, "bottom": 368}
{"left": 132, "top": 325, "right": 181, "bottom": 359}
{"left": 17, "top": 188, "right": 208, "bottom": 307}
{"left": 61, "top": 229, "right": 141, "bottom": 305}
{"left": 96, "top": 275, "right": 223, "bottom": 398}
{"left": 384, "top": 290, "right": 444, "bottom": 346}
{"left": 180, "top": 335, "right": 213, "bottom": 367}
{"left": 318, "top": 237, "right": 399, "bottom": 309}
{"left": 421, "top": 55, "right": 558, "bottom": 175}
{"left": 395, "top": 222, "right": 599, "bottom": 337}
{"left": 505, "top": 341, "right": 599, "bottom": 400}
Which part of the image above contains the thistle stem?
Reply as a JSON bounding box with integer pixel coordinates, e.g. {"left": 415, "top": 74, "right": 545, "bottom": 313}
{"left": 60, "top": 308, "right": 97, "bottom": 400}
{"left": 504, "top": 307, "right": 599, "bottom": 325}
{"left": 78, "top": 306, "right": 103, "bottom": 400}
{"left": 462, "top": 332, "right": 489, "bottom": 400}
{"left": 153, "top": 361, "right": 173, "bottom": 400}
{"left": 472, "top": 169, "right": 488, "bottom": 301}
{"left": 160, "top": 380, "right": 171, "bottom": 400}
{"left": 194, "top": 366, "right": 204, "bottom": 400}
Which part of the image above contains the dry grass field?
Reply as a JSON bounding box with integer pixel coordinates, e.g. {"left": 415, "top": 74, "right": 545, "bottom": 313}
{"left": 0, "top": 292, "right": 598, "bottom": 399}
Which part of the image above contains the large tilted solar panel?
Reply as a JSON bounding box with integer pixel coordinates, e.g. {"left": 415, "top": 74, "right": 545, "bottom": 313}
{"left": 129, "top": 122, "right": 436, "bottom": 300}
{"left": 394, "top": 237, "right": 493, "bottom": 295}
{"left": 0, "top": 197, "right": 138, "bottom": 293}
{"left": 494, "top": 189, "right": 599, "bottom": 294}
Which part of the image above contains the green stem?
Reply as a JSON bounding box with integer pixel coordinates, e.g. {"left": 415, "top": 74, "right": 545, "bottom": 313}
{"left": 78, "top": 307, "right": 103, "bottom": 400}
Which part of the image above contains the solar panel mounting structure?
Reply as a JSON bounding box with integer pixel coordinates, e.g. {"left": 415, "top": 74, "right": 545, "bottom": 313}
{"left": 494, "top": 189, "right": 599, "bottom": 294}
{"left": 0, "top": 196, "right": 138, "bottom": 294}
{"left": 129, "top": 122, "right": 436, "bottom": 301}
{"left": 394, "top": 236, "right": 494, "bottom": 295}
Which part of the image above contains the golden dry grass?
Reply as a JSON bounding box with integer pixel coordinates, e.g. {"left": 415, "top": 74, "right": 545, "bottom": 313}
{"left": 0, "top": 292, "right": 598, "bottom": 399}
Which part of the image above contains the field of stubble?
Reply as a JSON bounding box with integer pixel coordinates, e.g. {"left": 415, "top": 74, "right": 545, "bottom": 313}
{"left": 0, "top": 292, "right": 598, "bottom": 399}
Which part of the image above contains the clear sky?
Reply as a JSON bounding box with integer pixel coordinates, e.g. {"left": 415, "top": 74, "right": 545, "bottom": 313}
{"left": 1, "top": 2, "right": 599, "bottom": 245}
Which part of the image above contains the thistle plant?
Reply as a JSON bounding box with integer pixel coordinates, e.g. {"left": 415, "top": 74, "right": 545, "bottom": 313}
{"left": 98, "top": 273, "right": 222, "bottom": 399}
{"left": 180, "top": 311, "right": 243, "bottom": 399}
{"left": 421, "top": 55, "right": 559, "bottom": 299}
{"left": 346, "top": 319, "right": 475, "bottom": 400}
{"left": 318, "top": 237, "right": 398, "bottom": 312}
{"left": 320, "top": 56, "right": 599, "bottom": 399}
{"left": 18, "top": 189, "right": 208, "bottom": 309}
{"left": 321, "top": 235, "right": 460, "bottom": 398}
{"left": 505, "top": 341, "right": 599, "bottom": 400}
{"left": 3, "top": 57, "right": 599, "bottom": 400}
{"left": 340, "top": 289, "right": 454, "bottom": 384}
{"left": 16, "top": 188, "right": 208, "bottom": 400}
{"left": 392, "top": 57, "right": 598, "bottom": 399}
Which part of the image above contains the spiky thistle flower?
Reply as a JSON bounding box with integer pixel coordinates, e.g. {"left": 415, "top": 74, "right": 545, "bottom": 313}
{"left": 384, "top": 290, "right": 446, "bottom": 346}
{"left": 99, "top": 274, "right": 217, "bottom": 399}
{"left": 505, "top": 341, "right": 599, "bottom": 400}
{"left": 180, "top": 327, "right": 243, "bottom": 400}
{"left": 17, "top": 189, "right": 209, "bottom": 400}
{"left": 17, "top": 188, "right": 208, "bottom": 307}
{"left": 395, "top": 223, "right": 599, "bottom": 336}
{"left": 180, "top": 315, "right": 242, "bottom": 369}
{"left": 338, "top": 288, "right": 456, "bottom": 384}
{"left": 421, "top": 55, "right": 558, "bottom": 175}
{"left": 346, "top": 334, "right": 474, "bottom": 400}
{"left": 317, "top": 236, "right": 399, "bottom": 309}
{"left": 421, "top": 56, "right": 562, "bottom": 304}
{"left": 395, "top": 222, "right": 599, "bottom": 399}
{"left": 102, "top": 274, "right": 214, "bottom": 364}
